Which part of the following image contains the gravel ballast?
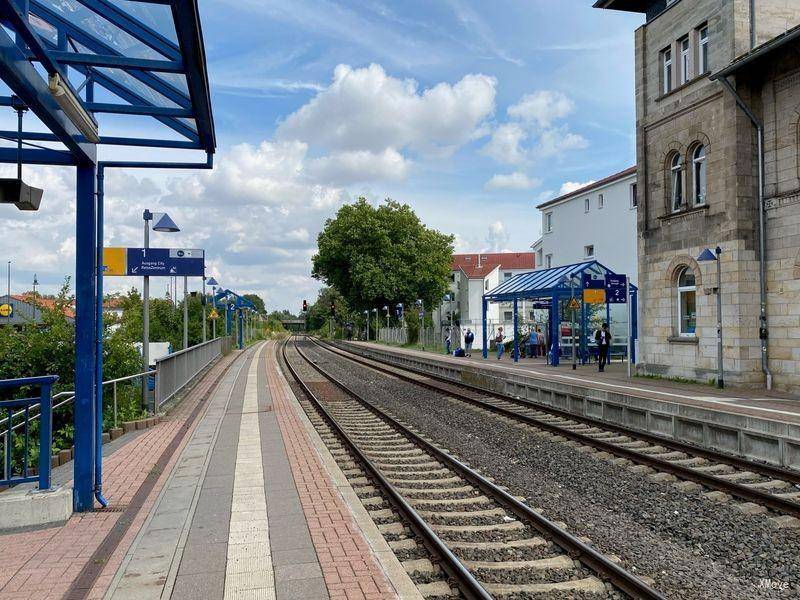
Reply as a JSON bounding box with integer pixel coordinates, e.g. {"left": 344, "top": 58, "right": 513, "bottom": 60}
{"left": 303, "top": 341, "right": 800, "bottom": 600}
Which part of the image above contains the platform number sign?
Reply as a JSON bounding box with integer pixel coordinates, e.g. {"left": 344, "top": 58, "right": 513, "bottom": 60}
{"left": 606, "top": 274, "right": 628, "bottom": 304}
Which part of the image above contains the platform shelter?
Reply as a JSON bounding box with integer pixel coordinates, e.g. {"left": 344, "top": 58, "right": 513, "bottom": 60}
{"left": 0, "top": 0, "right": 215, "bottom": 512}
{"left": 481, "top": 261, "right": 638, "bottom": 365}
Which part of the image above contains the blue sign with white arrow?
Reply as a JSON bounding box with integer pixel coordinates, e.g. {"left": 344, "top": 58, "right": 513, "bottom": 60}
{"left": 605, "top": 274, "right": 628, "bottom": 304}
{"left": 126, "top": 248, "right": 205, "bottom": 277}
{"left": 582, "top": 272, "right": 605, "bottom": 289}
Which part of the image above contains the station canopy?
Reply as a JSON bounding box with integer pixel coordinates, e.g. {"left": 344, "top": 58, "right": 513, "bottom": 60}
{"left": 484, "top": 260, "right": 636, "bottom": 302}
{"left": 0, "top": 0, "right": 215, "bottom": 164}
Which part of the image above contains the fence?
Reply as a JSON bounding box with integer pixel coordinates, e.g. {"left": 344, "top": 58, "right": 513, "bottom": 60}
{"left": 155, "top": 336, "right": 229, "bottom": 409}
{"left": 0, "top": 375, "right": 57, "bottom": 490}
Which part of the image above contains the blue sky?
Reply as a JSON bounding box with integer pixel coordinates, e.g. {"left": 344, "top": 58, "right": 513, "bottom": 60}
{"left": 1, "top": 1, "right": 643, "bottom": 312}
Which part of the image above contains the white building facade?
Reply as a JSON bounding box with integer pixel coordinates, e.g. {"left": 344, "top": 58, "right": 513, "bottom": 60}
{"left": 534, "top": 167, "right": 638, "bottom": 284}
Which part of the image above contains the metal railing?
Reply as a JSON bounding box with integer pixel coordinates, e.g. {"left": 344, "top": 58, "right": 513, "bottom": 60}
{"left": 154, "top": 336, "right": 227, "bottom": 409}
{"left": 0, "top": 375, "right": 58, "bottom": 490}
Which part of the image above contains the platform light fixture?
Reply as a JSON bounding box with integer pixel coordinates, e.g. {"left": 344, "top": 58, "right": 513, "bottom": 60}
{"left": 48, "top": 73, "right": 100, "bottom": 143}
{"left": 697, "top": 246, "right": 724, "bottom": 388}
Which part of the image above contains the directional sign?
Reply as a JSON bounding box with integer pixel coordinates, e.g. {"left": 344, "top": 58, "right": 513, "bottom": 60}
{"left": 582, "top": 273, "right": 605, "bottom": 289}
{"left": 606, "top": 274, "right": 628, "bottom": 304}
{"left": 567, "top": 297, "right": 581, "bottom": 310}
{"left": 126, "top": 248, "right": 204, "bottom": 277}
{"left": 103, "top": 247, "right": 127, "bottom": 276}
{"left": 583, "top": 288, "right": 606, "bottom": 304}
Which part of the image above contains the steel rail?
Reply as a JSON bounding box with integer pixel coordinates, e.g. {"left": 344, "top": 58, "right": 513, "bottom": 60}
{"left": 290, "top": 337, "right": 666, "bottom": 600}
{"left": 279, "top": 338, "right": 493, "bottom": 600}
{"left": 318, "top": 338, "right": 800, "bottom": 517}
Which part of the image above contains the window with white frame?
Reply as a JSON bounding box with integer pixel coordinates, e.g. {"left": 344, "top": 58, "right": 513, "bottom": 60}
{"left": 545, "top": 254, "right": 552, "bottom": 269}
{"left": 584, "top": 245, "right": 595, "bottom": 258}
{"left": 545, "top": 212, "right": 553, "bottom": 233}
{"left": 670, "top": 153, "right": 683, "bottom": 211}
{"left": 698, "top": 25, "right": 709, "bottom": 74}
{"left": 598, "top": 193, "right": 604, "bottom": 209}
{"left": 630, "top": 182, "right": 638, "bottom": 208}
{"left": 693, "top": 144, "right": 707, "bottom": 205}
{"left": 536, "top": 248, "right": 543, "bottom": 267}
{"left": 676, "top": 267, "right": 697, "bottom": 336}
{"left": 504, "top": 272, "right": 513, "bottom": 280}
{"left": 584, "top": 197, "right": 590, "bottom": 212}
{"left": 680, "top": 36, "right": 691, "bottom": 84}
{"left": 662, "top": 46, "right": 673, "bottom": 94}
{"left": 503, "top": 311, "right": 513, "bottom": 321}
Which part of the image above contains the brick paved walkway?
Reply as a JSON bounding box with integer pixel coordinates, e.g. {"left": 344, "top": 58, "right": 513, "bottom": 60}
{"left": 0, "top": 350, "right": 240, "bottom": 600}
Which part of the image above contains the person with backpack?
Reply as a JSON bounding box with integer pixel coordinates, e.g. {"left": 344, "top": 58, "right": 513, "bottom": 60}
{"left": 595, "top": 322, "right": 611, "bottom": 372}
{"left": 464, "top": 328, "right": 475, "bottom": 357}
{"left": 495, "top": 327, "right": 505, "bottom": 360}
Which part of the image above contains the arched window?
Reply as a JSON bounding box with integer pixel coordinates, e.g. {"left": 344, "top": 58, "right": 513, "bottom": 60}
{"left": 670, "top": 153, "right": 683, "bottom": 212}
{"left": 693, "top": 144, "right": 707, "bottom": 205}
{"left": 676, "top": 266, "right": 696, "bottom": 336}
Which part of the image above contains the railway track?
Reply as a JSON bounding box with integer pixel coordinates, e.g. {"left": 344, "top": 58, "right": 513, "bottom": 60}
{"left": 316, "top": 338, "right": 800, "bottom": 520}
{"left": 281, "top": 336, "right": 665, "bottom": 600}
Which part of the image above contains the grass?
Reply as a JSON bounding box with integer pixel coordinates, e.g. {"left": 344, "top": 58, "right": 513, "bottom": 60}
{"left": 635, "top": 373, "right": 716, "bottom": 387}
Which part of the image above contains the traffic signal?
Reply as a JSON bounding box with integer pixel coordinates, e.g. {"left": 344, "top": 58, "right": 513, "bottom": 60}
{"left": 330, "top": 302, "right": 336, "bottom": 316}
{"left": 302, "top": 299, "right": 308, "bottom": 312}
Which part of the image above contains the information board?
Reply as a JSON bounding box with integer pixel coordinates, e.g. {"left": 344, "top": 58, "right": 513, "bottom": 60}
{"left": 605, "top": 274, "right": 628, "bottom": 304}
{"left": 103, "top": 247, "right": 205, "bottom": 277}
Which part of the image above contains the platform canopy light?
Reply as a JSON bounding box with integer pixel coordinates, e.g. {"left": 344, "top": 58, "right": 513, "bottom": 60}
{"left": 47, "top": 73, "right": 100, "bottom": 144}
{"left": 206, "top": 277, "right": 219, "bottom": 287}
{"left": 0, "top": 178, "right": 43, "bottom": 210}
{"left": 152, "top": 213, "right": 180, "bottom": 233}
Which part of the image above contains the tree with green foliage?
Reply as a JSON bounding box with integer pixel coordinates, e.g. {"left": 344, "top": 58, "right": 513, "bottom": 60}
{"left": 306, "top": 287, "right": 350, "bottom": 333}
{"left": 312, "top": 199, "right": 454, "bottom": 317}
{"left": 243, "top": 294, "right": 266, "bottom": 314}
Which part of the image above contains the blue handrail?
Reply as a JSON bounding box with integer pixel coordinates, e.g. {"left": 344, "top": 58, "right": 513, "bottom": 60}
{"left": 0, "top": 375, "right": 58, "bottom": 490}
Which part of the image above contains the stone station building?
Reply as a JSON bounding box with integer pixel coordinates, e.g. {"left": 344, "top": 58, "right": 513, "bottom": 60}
{"left": 596, "top": 0, "right": 800, "bottom": 393}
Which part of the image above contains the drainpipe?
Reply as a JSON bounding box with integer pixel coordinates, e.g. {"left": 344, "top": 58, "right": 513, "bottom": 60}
{"left": 750, "top": 0, "right": 757, "bottom": 49}
{"left": 716, "top": 76, "right": 772, "bottom": 390}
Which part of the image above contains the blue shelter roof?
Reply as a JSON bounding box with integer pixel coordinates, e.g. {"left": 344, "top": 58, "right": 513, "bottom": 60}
{"left": 483, "top": 260, "right": 636, "bottom": 302}
{"left": 0, "top": 0, "right": 215, "bottom": 165}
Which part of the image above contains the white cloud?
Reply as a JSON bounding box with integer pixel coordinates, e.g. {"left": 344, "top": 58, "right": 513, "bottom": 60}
{"left": 485, "top": 172, "right": 541, "bottom": 191}
{"left": 484, "top": 221, "right": 510, "bottom": 252}
{"left": 536, "top": 126, "right": 589, "bottom": 158}
{"left": 558, "top": 179, "right": 596, "bottom": 195}
{"left": 307, "top": 148, "right": 410, "bottom": 185}
{"left": 507, "top": 91, "right": 574, "bottom": 128}
{"left": 277, "top": 63, "right": 497, "bottom": 156}
{"left": 483, "top": 123, "right": 527, "bottom": 165}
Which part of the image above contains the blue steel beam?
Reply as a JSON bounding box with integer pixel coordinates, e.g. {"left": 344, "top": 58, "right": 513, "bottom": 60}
{"left": 171, "top": 0, "right": 215, "bottom": 152}
{"left": 75, "top": 0, "right": 181, "bottom": 61}
{"left": 84, "top": 102, "right": 193, "bottom": 117}
{"left": 0, "top": 130, "right": 202, "bottom": 149}
{"left": 0, "top": 147, "right": 74, "bottom": 165}
{"left": 47, "top": 51, "right": 184, "bottom": 73}
{"left": 0, "top": 26, "right": 95, "bottom": 164}
{"left": 74, "top": 164, "right": 97, "bottom": 512}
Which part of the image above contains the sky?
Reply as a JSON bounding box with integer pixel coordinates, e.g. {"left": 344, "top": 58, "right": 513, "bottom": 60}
{"left": 0, "top": 0, "right": 644, "bottom": 313}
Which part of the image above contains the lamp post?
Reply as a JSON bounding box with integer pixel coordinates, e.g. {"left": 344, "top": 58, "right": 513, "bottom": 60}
{"left": 698, "top": 247, "right": 724, "bottom": 388}
{"left": 207, "top": 277, "right": 218, "bottom": 339}
{"left": 6, "top": 261, "right": 10, "bottom": 327}
{"left": 363, "top": 310, "right": 369, "bottom": 341}
{"left": 373, "top": 308, "right": 379, "bottom": 340}
{"left": 142, "top": 209, "right": 179, "bottom": 412}
{"left": 563, "top": 274, "right": 577, "bottom": 370}
{"left": 32, "top": 273, "right": 38, "bottom": 322}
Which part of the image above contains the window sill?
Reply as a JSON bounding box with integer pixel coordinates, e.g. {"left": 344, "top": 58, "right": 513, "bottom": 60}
{"left": 668, "top": 335, "right": 698, "bottom": 345}
{"left": 656, "top": 72, "right": 711, "bottom": 101}
{"left": 658, "top": 204, "right": 709, "bottom": 221}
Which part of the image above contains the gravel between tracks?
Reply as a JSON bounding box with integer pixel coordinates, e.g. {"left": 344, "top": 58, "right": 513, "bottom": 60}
{"left": 304, "top": 341, "right": 800, "bottom": 600}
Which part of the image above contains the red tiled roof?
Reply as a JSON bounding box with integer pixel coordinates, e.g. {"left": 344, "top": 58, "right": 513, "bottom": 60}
{"left": 104, "top": 296, "right": 126, "bottom": 309}
{"left": 459, "top": 263, "right": 501, "bottom": 279}
{"left": 13, "top": 294, "right": 76, "bottom": 318}
{"left": 536, "top": 166, "right": 637, "bottom": 210}
{"left": 451, "top": 252, "right": 535, "bottom": 272}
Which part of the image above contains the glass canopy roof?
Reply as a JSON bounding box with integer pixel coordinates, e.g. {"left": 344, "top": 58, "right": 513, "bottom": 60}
{"left": 0, "top": 0, "right": 215, "bottom": 162}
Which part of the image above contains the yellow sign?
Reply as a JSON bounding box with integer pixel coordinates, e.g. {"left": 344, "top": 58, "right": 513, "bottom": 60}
{"left": 567, "top": 297, "right": 581, "bottom": 310}
{"left": 209, "top": 309, "right": 219, "bottom": 319}
{"left": 103, "top": 247, "right": 127, "bottom": 276}
{"left": 583, "top": 289, "right": 606, "bottom": 304}
{"left": 0, "top": 303, "right": 12, "bottom": 317}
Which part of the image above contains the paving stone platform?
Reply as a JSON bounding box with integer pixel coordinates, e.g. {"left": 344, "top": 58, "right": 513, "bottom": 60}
{"left": 0, "top": 341, "right": 419, "bottom": 600}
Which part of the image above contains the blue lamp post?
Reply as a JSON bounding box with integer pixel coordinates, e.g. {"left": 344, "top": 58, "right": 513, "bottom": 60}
{"left": 206, "top": 277, "right": 219, "bottom": 339}
{"left": 698, "top": 247, "right": 724, "bottom": 388}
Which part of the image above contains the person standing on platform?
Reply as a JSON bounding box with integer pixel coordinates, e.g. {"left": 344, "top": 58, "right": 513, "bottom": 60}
{"left": 445, "top": 328, "right": 451, "bottom": 355}
{"left": 464, "top": 328, "right": 475, "bottom": 357}
{"left": 536, "top": 327, "right": 545, "bottom": 358}
{"left": 595, "top": 323, "right": 611, "bottom": 372}
{"left": 495, "top": 327, "right": 505, "bottom": 360}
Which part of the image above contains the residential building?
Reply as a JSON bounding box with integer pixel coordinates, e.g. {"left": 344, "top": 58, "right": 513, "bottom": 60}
{"left": 433, "top": 252, "right": 536, "bottom": 348}
{"left": 0, "top": 293, "right": 75, "bottom": 328}
{"left": 596, "top": 0, "right": 800, "bottom": 392}
{"left": 534, "top": 166, "right": 638, "bottom": 284}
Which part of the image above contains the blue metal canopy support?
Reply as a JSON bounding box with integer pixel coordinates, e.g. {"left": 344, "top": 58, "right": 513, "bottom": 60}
{"left": 550, "top": 295, "right": 560, "bottom": 367}
{"left": 482, "top": 297, "right": 488, "bottom": 359}
{"left": 512, "top": 297, "right": 519, "bottom": 362}
{"left": 73, "top": 164, "right": 97, "bottom": 512}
